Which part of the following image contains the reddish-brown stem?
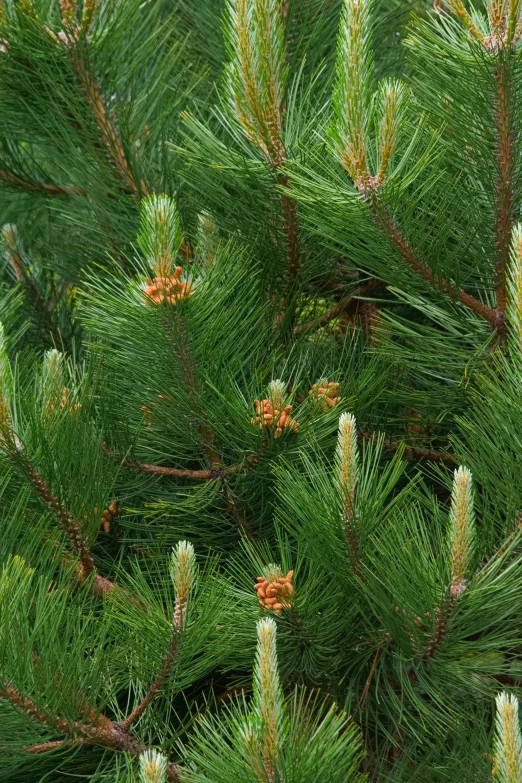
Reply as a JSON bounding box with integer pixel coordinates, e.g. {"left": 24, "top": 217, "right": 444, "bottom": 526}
{"left": 2, "top": 685, "right": 181, "bottom": 781}
{"left": 117, "top": 459, "right": 221, "bottom": 480}
{"left": 24, "top": 738, "right": 86, "bottom": 754}
{"left": 280, "top": 178, "right": 300, "bottom": 278}
{"left": 344, "top": 516, "right": 364, "bottom": 581}
{"left": 493, "top": 55, "right": 515, "bottom": 314}
{"left": 358, "top": 645, "right": 382, "bottom": 710}
{"left": 423, "top": 595, "right": 454, "bottom": 661}
{"left": 3, "top": 685, "right": 99, "bottom": 737}
{"left": 215, "top": 684, "right": 249, "bottom": 705}
{"left": 359, "top": 429, "right": 456, "bottom": 465}
{"left": 163, "top": 318, "right": 222, "bottom": 468}
{"left": 66, "top": 554, "right": 118, "bottom": 601}
{"left": 122, "top": 632, "right": 180, "bottom": 729}
{"left": 69, "top": 49, "right": 146, "bottom": 197}
{"left": 0, "top": 168, "right": 80, "bottom": 197}
{"left": 402, "top": 445, "right": 456, "bottom": 465}
{"left": 21, "top": 465, "right": 143, "bottom": 604}
{"left": 104, "top": 444, "right": 257, "bottom": 480}
{"left": 443, "top": 0, "right": 485, "bottom": 43}
{"left": 371, "top": 202, "right": 504, "bottom": 330}
{"left": 493, "top": 513, "right": 522, "bottom": 561}
{"left": 221, "top": 481, "right": 255, "bottom": 539}
{"left": 26, "top": 464, "right": 96, "bottom": 577}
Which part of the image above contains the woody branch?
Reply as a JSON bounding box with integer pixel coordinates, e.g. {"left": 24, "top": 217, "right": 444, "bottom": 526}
{"left": 2, "top": 684, "right": 181, "bottom": 782}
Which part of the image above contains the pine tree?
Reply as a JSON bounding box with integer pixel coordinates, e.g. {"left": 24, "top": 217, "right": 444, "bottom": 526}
{"left": 3, "top": 0, "right": 522, "bottom": 780}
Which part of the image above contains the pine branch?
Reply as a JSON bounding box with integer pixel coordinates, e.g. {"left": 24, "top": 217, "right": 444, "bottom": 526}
{"left": 26, "top": 463, "right": 96, "bottom": 578}
{"left": 251, "top": 617, "right": 284, "bottom": 778}
{"left": 507, "top": 224, "right": 522, "bottom": 347}
{"left": 2, "top": 685, "right": 182, "bottom": 782}
{"left": 122, "top": 631, "right": 180, "bottom": 729}
{"left": 104, "top": 444, "right": 257, "bottom": 480}
{"left": 0, "top": 168, "right": 79, "bottom": 197}
{"left": 281, "top": 180, "right": 300, "bottom": 279}
{"left": 371, "top": 201, "right": 504, "bottom": 329}
{"left": 123, "top": 542, "right": 194, "bottom": 729}
{"left": 359, "top": 429, "right": 456, "bottom": 465}
{"left": 25, "top": 738, "right": 84, "bottom": 753}
{"left": 441, "top": 1, "right": 485, "bottom": 43}
{"left": 422, "top": 595, "right": 454, "bottom": 660}
{"left": 225, "top": 0, "right": 300, "bottom": 281}
{"left": 52, "top": 0, "right": 144, "bottom": 199}
{"left": 358, "top": 643, "right": 382, "bottom": 710}
{"left": 332, "top": 0, "right": 502, "bottom": 330}
{"left": 494, "top": 692, "right": 522, "bottom": 781}
{"left": 21, "top": 463, "right": 141, "bottom": 604}
{"left": 493, "top": 54, "right": 515, "bottom": 314}
{"left": 221, "top": 481, "right": 255, "bottom": 539}
{"left": 80, "top": 0, "right": 97, "bottom": 37}
{"left": 3, "top": 226, "right": 65, "bottom": 349}
{"left": 3, "top": 684, "right": 98, "bottom": 737}
{"left": 69, "top": 48, "right": 146, "bottom": 197}
{"left": 423, "top": 467, "right": 474, "bottom": 659}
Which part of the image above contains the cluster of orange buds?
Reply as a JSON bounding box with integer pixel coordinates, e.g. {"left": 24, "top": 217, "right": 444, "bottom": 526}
{"left": 309, "top": 381, "right": 341, "bottom": 411}
{"left": 140, "top": 394, "right": 172, "bottom": 426}
{"left": 254, "top": 568, "right": 294, "bottom": 613}
{"left": 100, "top": 501, "right": 118, "bottom": 534}
{"left": 144, "top": 266, "right": 191, "bottom": 305}
{"left": 251, "top": 399, "right": 299, "bottom": 437}
{"left": 46, "top": 388, "right": 82, "bottom": 415}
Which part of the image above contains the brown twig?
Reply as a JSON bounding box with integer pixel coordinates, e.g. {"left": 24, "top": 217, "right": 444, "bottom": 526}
{"left": 2, "top": 685, "right": 181, "bottom": 782}
{"left": 3, "top": 234, "right": 65, "bottom": 349}
{"left": 359, "top": 429, "right": 456, "bottom": 465}
{"left": 122, "top": 632, "right": 180, "bottom": 729}
{"left": 280, "top": 178, "right": 300, "bottom": 279}
{"left": 26, "top": 464, "right": 96, "bottom": 577}
{"left": 422, "top": 594, "right": 454, "bottom": 661}
{"left": 221, "top": 481, "right": 255, "bottom": 539}
{"left": 68, "top": 48, "right": 146, "bottom": 198}
{"left": 103, "top": 444, "right": 257, "bottom": 481}
{"left": 371, "top": 202, "right": 504, "bottom": 330}
{"left": 24, "top": 738, "right": 85, "bottom": 754}
{"left": 21, "top": 462, "right": 147, "bottom": 604}
{"left": 0, "top": 168, "right": 80, "bottom": 197}
{"left": 493, "top": 54, "right": 515, "bottom": 314}
{"left": 358, "top": 644, "right": 382, "bottom": 711}
{"left": 344, "top": 513, "right": 364, "bottom": 581}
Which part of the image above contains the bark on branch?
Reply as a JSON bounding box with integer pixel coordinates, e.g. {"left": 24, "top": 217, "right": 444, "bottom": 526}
{"left": 2, "top": 685, "right": 181, "bottom": 782}
{"left": 103, "top": 444, "right": 257, "bottom": 481}
{"left": 122, "top": 632, "right": 180, "bottom": 729}
{"left": 371, "top": 202, "right": 504, "bottom": 330}
{"left": 493, "top": 55, "right": 515, "bottom": 314}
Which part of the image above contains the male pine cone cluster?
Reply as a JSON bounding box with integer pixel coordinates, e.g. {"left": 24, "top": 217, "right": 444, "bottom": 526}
{"left": 309, "top": 381, "right": 341, "bottom": 410}
{"left": 100, "top": 501, "right": 118, "bottom": 534}
{"left": 46, "top": 388, "right": 82, "bottom": 415}
{"left": 144, "top": 266, "right": 191, "bottom": 305}
{"left": 254, "top": 569, "right": 294, "bottom": 613}
{"left": 251, "top": 399, "right": 299, "bottom": 437}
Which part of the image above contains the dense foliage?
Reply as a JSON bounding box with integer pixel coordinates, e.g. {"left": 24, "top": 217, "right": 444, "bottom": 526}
{"left": 2, "top": 0, "right": 522, "bottom": 781}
